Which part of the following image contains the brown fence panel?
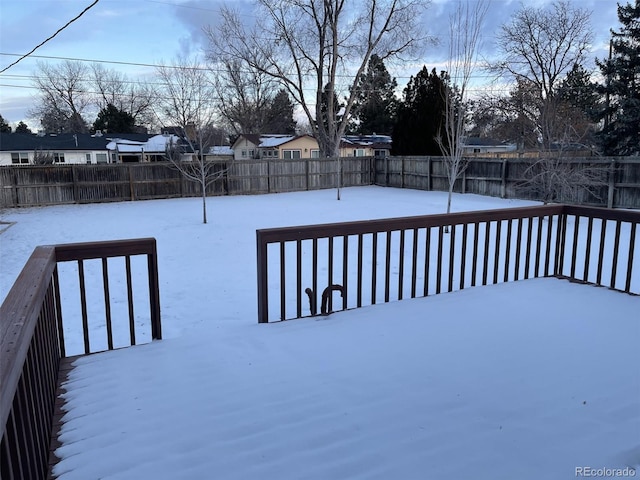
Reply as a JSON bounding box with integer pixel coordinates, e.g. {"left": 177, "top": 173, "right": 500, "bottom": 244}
{"left": 269, "top": 160, "right": 308, "bottom": 192}
{"left": 130, "top": 163, "right": 183, "bottom": 200}
{"left": 227, "top": 160, "right": 269, "bottom": 195}
{"left": 308, "top": 158, "right": 338, "bottom": 190}
{"left": 374, "top": 156, "right": 640, "bottom": 209}
{"left": 73, "top": 164, "right": 129, "bottom": 203}
{"left": 0, "top": 166, "right": 75, "bottom": 206}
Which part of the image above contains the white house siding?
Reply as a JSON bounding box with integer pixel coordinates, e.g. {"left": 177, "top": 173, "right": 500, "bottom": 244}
{"left": 0, "top": 150, "right": 112, "bottom": 166}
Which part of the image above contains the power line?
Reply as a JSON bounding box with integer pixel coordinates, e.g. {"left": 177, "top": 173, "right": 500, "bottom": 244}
{"left": 0, "top": 0, "right": 101, "bottom": 74}
{"left": 0, "top": 51, "right": 518, "bottom": 84}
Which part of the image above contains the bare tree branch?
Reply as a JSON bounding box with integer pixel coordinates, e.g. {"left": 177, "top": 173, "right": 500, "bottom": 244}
{"left": 206, "top": 0, "right": 431, "bottom": 199}
{"left": 436, "top": 0, "right": 489, "bottom": 220}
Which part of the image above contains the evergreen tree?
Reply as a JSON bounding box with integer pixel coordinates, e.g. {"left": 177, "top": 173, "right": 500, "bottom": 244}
{"left": 392, "top": 67, "right": 447, "bottom": 155}
{"left": 558, "top": 63, "right": 601, "bottom": 121}
{"left": 263, "top": 89, "right": 296, "bottom": 134}
{"left": 15, "top": 121, "right": 32, "bottom": 134}
{"left": 0, "top": 114, "right": 11, "bottom": 133}
{"left": 349, "top": 54, "right": 398, "bottom": 135}
{"left": 93, "top": 103, "right": 136, "bottom": 133}
{"left": 596, "top": 0, "right": 640, "bottom": 155}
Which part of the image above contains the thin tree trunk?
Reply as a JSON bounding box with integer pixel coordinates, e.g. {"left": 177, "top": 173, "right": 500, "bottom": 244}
{"left": 201, "top": 179, "right": 207, "bottom": 224}
{"left": 445, "top": 184, "right": 454, "bottom": 233}
{"left": 337, "top": 156, "right": 341, "bottom": 201}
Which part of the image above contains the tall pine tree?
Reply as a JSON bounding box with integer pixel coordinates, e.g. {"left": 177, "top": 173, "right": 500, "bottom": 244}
{"left": 93, "top": 104, "right": 136, "bottom": 133}
{"left": 596, "top": 0, "right": 640, "bottom": 155}
{"left": 349, "top": 54, "right": 398, "bottom": 135}
{"left": 263, "top": 89, "right": 296, "bottom": 134}
{"left": 392, "top": 67, "right": 447, "bottom": 155}
{"left": 0, "top": 114, "right": 11, "bottom": 133}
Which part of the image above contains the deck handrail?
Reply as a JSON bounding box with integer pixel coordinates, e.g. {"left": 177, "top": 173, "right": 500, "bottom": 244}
{"left": 257, "top": 204, "right": 639, "bottom": 323}
{"left": 0, "top": 238, "right": 161, "bottom": 480}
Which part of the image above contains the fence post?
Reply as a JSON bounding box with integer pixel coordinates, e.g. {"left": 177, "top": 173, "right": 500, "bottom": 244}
{"left": 70, "top": 165, "right": 77, "bottom": 203}
{"left": 267, "top": 159, "right": 272, "bottom": 193}
{"left": 11, "top": 167, "right": 19, "bottom": 206}
{"left": 384, "top": 155, "right": 389, "bottom": 186}
{"left": 305, "top": 158, "right": 310, "bottom": 190}
{"left": 427, "top": 157, "right": 432, "bottom": 191}
{"left": 607, "top": 158, "right": 616, "bottom": 209}
{"left": 462, "top": 168, "right": 466, "bottom": 194}
{"left": 128, "top": 164, "right": 135, "bottom": 201}
{"left": 370, "top": 156, "right": 375, "bottom": 185}
{"left": 501, "top": 159, "right": 508, "bottom": 199}
{"left": 401, "top": 157, "right": 405, "bottom": 189}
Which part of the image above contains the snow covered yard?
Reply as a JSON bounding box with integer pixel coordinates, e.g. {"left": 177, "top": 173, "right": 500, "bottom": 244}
{"left": 0, "top": 186, "right": 638, "bottom": 479}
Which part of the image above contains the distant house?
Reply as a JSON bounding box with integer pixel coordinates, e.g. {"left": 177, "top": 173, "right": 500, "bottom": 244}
{"left": 231, "top": 134, "right": 319, "bottom": 160}
{"left": 107, "top": 134, "right": 193, "bottom": 163}
{"left": 230, "top": 133, "right": 392, "bottom": 159}
{"left": 0, "top": 132, "right": 193, "bottom": 165}
{"left": 461, "top": 137, "right": 517, "bottom": 155}
{"left": 341, "top": 135, "right": 392, "bottom": 158}
{"left": 0, "top": 132, "right": 113, "bottom": 166}
{"left": 205, "top": 145, "right": 234, "bottom": 161}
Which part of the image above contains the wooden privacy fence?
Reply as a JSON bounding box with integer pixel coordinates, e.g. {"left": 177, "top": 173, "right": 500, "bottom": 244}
{"left": 376, "top": 156, "right": 640, "bottom": 209}
{"left": 0, "top": 238, "right": 161, "bottom": 480}
{"left": 1, "top": 156, "right": 638, "bottom": 208}
{"left": 0, "top": 157, "right": 375, "bottom": 208}
{"left": 256, "top": 205, "right": 639, "bottom": 323}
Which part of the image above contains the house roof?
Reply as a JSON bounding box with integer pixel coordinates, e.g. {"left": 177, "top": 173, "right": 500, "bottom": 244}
{"left": 259, "top": 135, "right": 297, "bottom": 148}
{"left": 0, "top": 132, "right": 112, "bottom": 151}
{"left": 106, "top": 134, "right": 183, "bottom": 153}
{"left": 208, "top": 146, "right": 234, "bottom": 156}
{"left": 462, "top": 137, "right": 507, "bottom": 147}
{"left": 231, "top": 134, "right": 261, "bottom": 149}
{"left": 230, "top": 133, "right": 392, "bottom": 152}
{"left": 342, "top": 134, "right": 392, "bottom": 150}
{"left": 232, "top": 134, "right": 314, "bottom": 150}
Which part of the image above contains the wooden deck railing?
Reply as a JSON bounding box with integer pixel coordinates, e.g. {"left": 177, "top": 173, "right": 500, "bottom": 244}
{"left": 0, "top": 238, "right": 161, "bottom": 480}
{"left": 256, "top": 205, "right": 639, "bottom": 323}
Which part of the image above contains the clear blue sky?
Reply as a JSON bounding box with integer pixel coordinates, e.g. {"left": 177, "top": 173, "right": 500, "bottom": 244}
{"left": 0, "top": 0, "right": 620, "bottom": 128}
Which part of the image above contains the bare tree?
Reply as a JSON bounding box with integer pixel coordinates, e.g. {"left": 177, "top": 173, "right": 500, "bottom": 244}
{"left": 518, "top": 96, "right": 606, "bottom": 205}
{"left": 33, "top": 148, "right": 55, "bottom": 165}
{"left": 436, "top": 0, "right": 489, "bottom": 220}
{"left": 90, "top": 64, "right": 156, "bottom": 129}
{"left": 32, "top": 60, "right": 92, "bottom": 132}
{"left": 490, "top": 0, "right": 592, "bottom": 149}
{"left": 207, "top": 0, "right": 430, "bottom": 199}
{"left": 155, "top": 56, "right": 226, "bottom": 224}
{"left": 212, "top": 57, "right": 279, "bottom": 135}
{"left": 518, "top": 155, "right": 608, "bottom": 205}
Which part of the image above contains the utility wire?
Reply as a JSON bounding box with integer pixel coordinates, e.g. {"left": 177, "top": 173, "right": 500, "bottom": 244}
{"left": 0, "top": 0, "right": 100, "bottom": 74}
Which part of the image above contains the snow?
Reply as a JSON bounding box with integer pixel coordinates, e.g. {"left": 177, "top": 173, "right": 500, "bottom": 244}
{"left": 0, "top": 186, "right": 638, "bottom": 479}
{"left": 105, "top": 134, "right": 179, "bottom": 153}
{"left": 259, "top": 135, "right": 297, "bottom": 147}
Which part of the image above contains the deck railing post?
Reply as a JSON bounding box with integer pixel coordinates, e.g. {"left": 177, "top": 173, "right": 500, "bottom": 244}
{"left": 147, "top": 240, "right": 162, "bottom": 340}
{"left": 256, "top": 231, "right": 269, "bottom": 323}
